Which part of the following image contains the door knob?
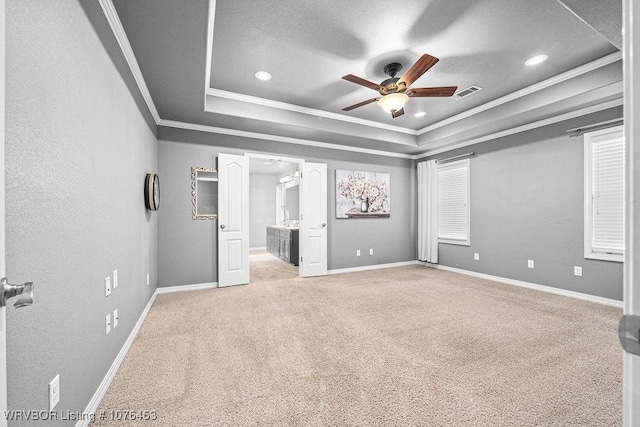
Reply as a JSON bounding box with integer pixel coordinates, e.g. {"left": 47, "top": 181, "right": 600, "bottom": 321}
{"left": 321, "top": 223, "right": 326, "bottom": 228}
{"left": 220, "top": 224, "right": 227, "bottom": 230}
{"left": 1, "top": 278, "right": 34, "bottom": 308}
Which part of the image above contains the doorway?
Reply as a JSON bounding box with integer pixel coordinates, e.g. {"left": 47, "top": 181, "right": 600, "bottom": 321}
{"left": 247, "top": 154, "right": 303, "bottom": 283}
{"left": 217, "top": 152, "right": 327, "bottom": 286}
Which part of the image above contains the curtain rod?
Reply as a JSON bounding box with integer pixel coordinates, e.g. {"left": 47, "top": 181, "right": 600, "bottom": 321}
{"left": 436, "top": 152, "right": 475, "bottom": 164}
{"left": 566, "top": 118, "right": 623, "bottom": 137}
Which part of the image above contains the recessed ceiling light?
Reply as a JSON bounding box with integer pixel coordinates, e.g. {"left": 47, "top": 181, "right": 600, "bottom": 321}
{"left": 524, "top": 55, "right": 548, "bottom": 67}
{"left": 255, "top": 71, "right": 272, "bottom": 81}
{"left": 414, "top": 111, "right": 427, "bottom": 118}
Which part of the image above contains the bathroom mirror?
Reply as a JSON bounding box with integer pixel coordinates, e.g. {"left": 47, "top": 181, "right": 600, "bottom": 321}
{"left": 278, "top": 175, "right": 300, "bottom": 226}
{"left": 285, "top": 183, "right": 300, "bottom": 221}
{"left": 191, "top": 167, "right": 218, "bottom": 220}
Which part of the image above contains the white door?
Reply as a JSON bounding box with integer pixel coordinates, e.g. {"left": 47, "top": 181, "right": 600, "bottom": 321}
{"left": 0, "top": 0, "right": 7, "bottom": 422}
{"left": 300, "top": 162, "right": 327, "bottom": 277}
{"left": 623, "top": 0, "right": 640, "bottom": 423}
{"left": 217, "top": 153, "right": 249, "bottom": 287}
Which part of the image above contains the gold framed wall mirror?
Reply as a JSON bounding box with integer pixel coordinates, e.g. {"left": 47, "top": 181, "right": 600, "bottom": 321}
{"left": 191, "top": 166, "right": 218, "bottom": 220}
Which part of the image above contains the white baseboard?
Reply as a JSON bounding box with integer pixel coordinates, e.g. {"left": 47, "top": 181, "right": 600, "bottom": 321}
{"left": 328, "top": 260, "right": 417, "bottom": 275}
{"left": 431, "top": 264, "right": 623, "bottom": 308}
{"left": 78, "top": 261, "right": 620, "bottom": 427}
{"left": 76, "top": 291, "right": 158, "bottom": 427}
{"left": 78, "top": 281, "right": 218, "bottom": 426}
{"left": 156, "top": 282, "right": 218, "bottom": 294}
{"left": 250, "top": 247, "right": 266, "bottom": 251}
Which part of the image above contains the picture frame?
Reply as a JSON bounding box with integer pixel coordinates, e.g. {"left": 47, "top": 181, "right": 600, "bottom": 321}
{"left": 336, "top": 169, "right": 390, "bottom": 218}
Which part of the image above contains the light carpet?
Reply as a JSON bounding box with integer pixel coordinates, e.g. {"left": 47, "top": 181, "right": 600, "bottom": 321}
{"left": 249, "top": 250, "right": 298, "bottom": 283}
{"left": 93, "top": 265, "right": 622, "bottom": 426}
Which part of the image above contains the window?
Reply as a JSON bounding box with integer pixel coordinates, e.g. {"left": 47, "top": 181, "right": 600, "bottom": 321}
{"left": 437, "top": 159, "right": 470, "bottom": 245}
{"left": 584, "top": 125, "right": 624, "bottom": 262}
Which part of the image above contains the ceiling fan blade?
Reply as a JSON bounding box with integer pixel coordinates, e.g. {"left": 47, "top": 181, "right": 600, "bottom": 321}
{"left": 408, "top": 86, "right": 458, "bottom": 97}
{"left": 391, "top": 108, "right": 405, "bottom": 119}
{"left": 342, "top": 74, "right": 382, "bottom": 91}
{"left": 342, "top": 97, "right": 380, "bottom": 111}
{"left": 398, "top": 54, "right": 440, "bottom": 88}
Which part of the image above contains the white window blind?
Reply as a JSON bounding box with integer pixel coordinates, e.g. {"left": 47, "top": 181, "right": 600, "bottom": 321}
{"left": 437, "top": 159, "right": 470, "bottom": 245}
{"left": 584, "top": 125, "right": 624, "bottom": 261}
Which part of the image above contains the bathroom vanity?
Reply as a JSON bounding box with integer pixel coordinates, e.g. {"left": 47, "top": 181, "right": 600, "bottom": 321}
{"left": 266, "top": 226, "right": 299, "bottom": 266}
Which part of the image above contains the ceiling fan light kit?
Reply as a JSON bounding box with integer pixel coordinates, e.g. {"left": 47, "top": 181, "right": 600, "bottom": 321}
{"left": 378, "top": 93, "right": 409, "bottom": 113}
{"left": 341, "top": 53, "right": 457, "bottom": 119}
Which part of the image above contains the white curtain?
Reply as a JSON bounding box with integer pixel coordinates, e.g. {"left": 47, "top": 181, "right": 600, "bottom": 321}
{"left": 417, "top": 160, "right": 438, "bottom": 263}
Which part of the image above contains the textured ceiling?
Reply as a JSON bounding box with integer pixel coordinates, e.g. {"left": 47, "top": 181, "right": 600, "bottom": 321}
{"left": 209, "top": 0, "right": 615, "bottom": 127}
{"left": 557, "top": 0, "right": 622, "bottom": 49}
{"left": 111, "top": 0, "right": 622, "bottom": 156}
{"left": 249, "top": 157, "right": 299, "bottom": 176}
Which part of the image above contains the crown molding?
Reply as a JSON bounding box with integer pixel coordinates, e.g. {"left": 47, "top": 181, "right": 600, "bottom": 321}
{"left": 98, "top": 0, "right": 160, "bottom": 124}
{"left": 205, "top": 88, "right": 418, "bottom": 136}
{"left": 103, "top": 0, "right": 624, "bottom": 161}
{"left": 203, "top": 2, "right": 417, "bottom": 137}
{"left": 204, "top": 0, "right": 216, "bottom": 110}
{"left": 414, "top": 97, "right": 623, "bottom": 159}
{"left": 204, "top": 50, "right": 622, "bottom": 141}
{"left": 158, "top": 119, "right": 415, "bottom": 159}
{"left": 417, "top": 51, "right": 622, "bottom": 135}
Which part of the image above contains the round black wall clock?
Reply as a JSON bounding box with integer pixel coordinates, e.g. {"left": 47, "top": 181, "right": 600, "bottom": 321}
{"left": 144, "top": 173, "right": 160, "bottom": 211}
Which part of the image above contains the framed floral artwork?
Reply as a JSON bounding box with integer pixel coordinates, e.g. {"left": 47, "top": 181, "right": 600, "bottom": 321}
{"left": 336, "top": 170, "right": 390, "bottom": 218}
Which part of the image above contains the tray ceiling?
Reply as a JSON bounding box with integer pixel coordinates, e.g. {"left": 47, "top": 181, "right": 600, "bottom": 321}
{"left": 111, "top": 0, "right": 622, "bottom": 157}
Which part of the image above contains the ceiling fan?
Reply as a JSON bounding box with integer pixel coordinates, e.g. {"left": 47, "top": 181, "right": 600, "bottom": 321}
{"left": 341, "top": 54, "right": 457, "bottom": 119}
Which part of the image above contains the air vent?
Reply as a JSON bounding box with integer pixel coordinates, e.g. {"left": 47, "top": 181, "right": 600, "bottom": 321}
{"left": 452, "top": 85, "right": 483, "bottom": 100}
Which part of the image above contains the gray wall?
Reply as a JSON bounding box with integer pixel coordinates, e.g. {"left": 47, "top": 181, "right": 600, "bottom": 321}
{"left": 429, "top": 107, "right": 624, "bottom": 301}
{"left": 158, "top": 127, "right": 416, "bottom": 286}
{"left": 6, "top": 0, "right": 158, "bottom": 424}
{"left": 250, "top": 173, "right": 277, "bottom": 248}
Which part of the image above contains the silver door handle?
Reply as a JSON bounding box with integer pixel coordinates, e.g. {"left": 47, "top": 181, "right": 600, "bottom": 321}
{"left": 1, "top": 278, "right": 34, "bottom": 308}
{"left": 220, "top": 224, "right": 227, "bottom": 230}
{"left": 619, "top": 315, "right": 640, "bottom": 356}
{"left": 321, "top": 223, "right": 326, "bottom": 228}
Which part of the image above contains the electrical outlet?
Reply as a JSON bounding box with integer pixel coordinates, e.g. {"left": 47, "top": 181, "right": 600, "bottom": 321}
{"left": 528, "top": 260, "right": 535, "bottom": 269}
{"left": 146, "top": 273, "right": 149, "bottom": 286}
{"left": 356, "top": 250, "right": 361, "bottom": 257}
{"left": 105, "top": 277, "right": 111, "bottom": 297}
{"left": 369, "top": 249, "right": 374, "bottom": 255}
{"left": 113, "top": 270, "right": 118, "bottom": 289}
{"left": 474, "top": 253, "right": 479, "bottom": 261}
{"left": 49, "top": 375, "right": 60, "bottom": 410}
{"left": 105, "top": 313, "right": 111, "bottom": 335}
{"left": 113, "top": 309, "right": 119, "bottom": 328}
{"left": 574, "top": 266, "right": 583, "bottom": 277}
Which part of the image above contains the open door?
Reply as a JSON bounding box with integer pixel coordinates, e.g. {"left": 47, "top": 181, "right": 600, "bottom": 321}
{"left": 0, "top": 0, "right": 6, "bottom": 422}
{"left": 623, "top": 0, "right": 640, "bottom": 423}
{"left": 300, "top": 162, "right": 327, "bottom": 277}
{"left": 217, "top": 153, "right": 249, "bottom": 287}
